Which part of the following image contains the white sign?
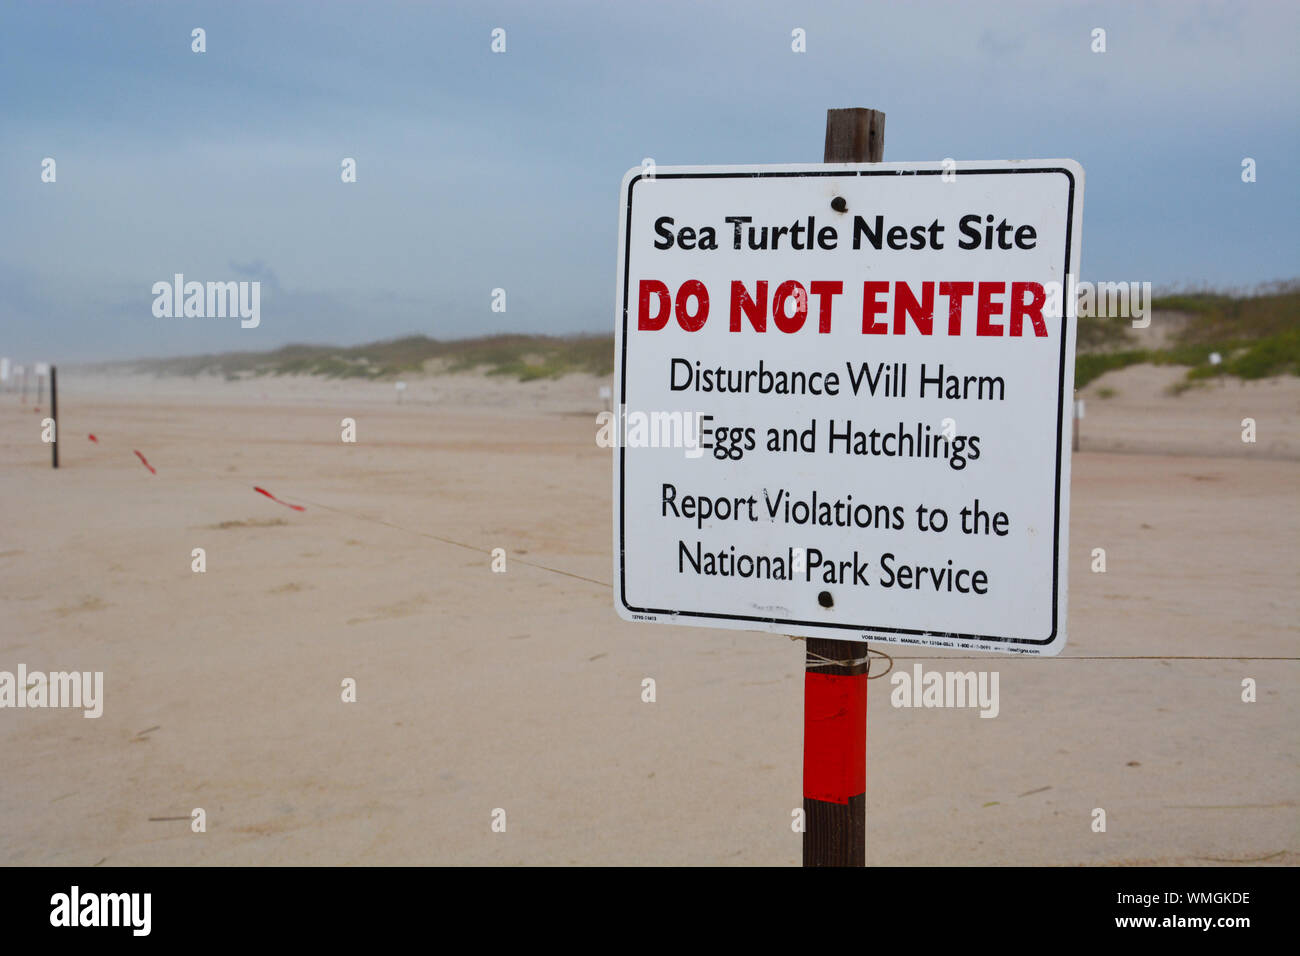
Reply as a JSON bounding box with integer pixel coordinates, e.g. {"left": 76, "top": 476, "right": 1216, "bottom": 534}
{"left": 613, "top": 161, "right": 1083, "bottom": 655}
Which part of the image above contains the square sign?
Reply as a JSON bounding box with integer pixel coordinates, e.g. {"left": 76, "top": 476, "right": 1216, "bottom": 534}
{"left": 613, "top": 161, "right": 1083, "bottom": 655}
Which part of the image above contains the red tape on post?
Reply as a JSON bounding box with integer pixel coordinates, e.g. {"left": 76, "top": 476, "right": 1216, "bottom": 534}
{"left": 133, "top": 450, "right": 156, "bottom": 474}
{"left": 254, "top": 486, "right": 305, "bottom": 511}
{"left": 803, "top": 672, "right": 867, "bottom": 804}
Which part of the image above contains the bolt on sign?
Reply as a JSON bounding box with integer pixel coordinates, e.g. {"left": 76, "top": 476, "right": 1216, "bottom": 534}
{"left": 613, "top": 161, "right": 1084, "bottom": 655}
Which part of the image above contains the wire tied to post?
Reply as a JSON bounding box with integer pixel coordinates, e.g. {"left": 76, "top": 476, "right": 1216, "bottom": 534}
{"left": 792, "top": 637, "right": 894, "bottom": 679}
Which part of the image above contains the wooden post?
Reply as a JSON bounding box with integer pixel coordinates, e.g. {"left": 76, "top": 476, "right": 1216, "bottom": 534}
{"left": 50, "top": 366, "right": 58, "bottom": 469}
{"left": 802, "top": 107, "right": 884, "bottom": 868}
{"left": 803, "top": 635, "right": 869, "bottom": 866}
{"left": 823, "top": 107, "right": 885, "bottom": 163}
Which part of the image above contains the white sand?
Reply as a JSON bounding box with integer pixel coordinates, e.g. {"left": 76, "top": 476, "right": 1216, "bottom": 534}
{"left": 0, "top": 366, "right": 1295, "bottom": 865}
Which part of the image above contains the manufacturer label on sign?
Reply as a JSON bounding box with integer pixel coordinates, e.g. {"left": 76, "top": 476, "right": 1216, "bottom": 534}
{"left": 613, "top": 161, "right": 1083, "bottom": 655}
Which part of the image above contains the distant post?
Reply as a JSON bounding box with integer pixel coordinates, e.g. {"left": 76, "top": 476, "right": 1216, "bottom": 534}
{"left": 50, "top": 366, "right": 58, "bottom": 469}
{"left": 803, "top": 107, "right": 884, "bottom": 868}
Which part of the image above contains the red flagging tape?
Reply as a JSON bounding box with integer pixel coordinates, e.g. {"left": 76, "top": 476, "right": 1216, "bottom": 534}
{"left": 88, "top": 434, "right": 98, "bottom": 443}
{"left": 254, "top": 486, "right": 305, "bottom": 511}
{"left": 133, "top": 450, "right": 156, "bottom": 474}
{"left": 803, "top": 671, "right": 867, "bottom": 804}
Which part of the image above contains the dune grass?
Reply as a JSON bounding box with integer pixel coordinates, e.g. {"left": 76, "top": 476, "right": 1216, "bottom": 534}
{"left": 117, "top": 284, "right": 1295, "bottom": 388}
{"left": 1074, "top": 282, "right": 1298, "bottom": 389}
{"left": 128, "top": 333, "right": 615, "bottom": 382}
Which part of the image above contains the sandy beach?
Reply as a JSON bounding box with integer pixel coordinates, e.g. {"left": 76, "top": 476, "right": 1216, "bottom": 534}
{"left": 1, "top": 366, "right": 1296, "bottom": 865}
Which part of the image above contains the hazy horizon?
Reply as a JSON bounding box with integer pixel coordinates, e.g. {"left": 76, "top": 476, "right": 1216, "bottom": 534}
{"left": 3, "top": 0, "right": 1297, "bottom": 364}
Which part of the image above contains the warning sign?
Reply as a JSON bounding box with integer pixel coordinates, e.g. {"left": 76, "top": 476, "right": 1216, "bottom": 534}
{"left": 613, "top": 161, "right": 1084, "bottom": 655}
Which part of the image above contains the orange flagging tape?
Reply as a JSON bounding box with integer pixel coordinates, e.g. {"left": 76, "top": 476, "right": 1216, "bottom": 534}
{"left": 253, "top": 486, "right": 305, "bottom": 511}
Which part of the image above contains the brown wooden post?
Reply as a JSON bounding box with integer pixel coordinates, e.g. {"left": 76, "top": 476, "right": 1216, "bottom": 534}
{"left": 802, "top": 107, "right": 884, "bottom": 868}
{"left": 50, "top": 366, "right": 58, "bottom": 469}
{"left": 823, "top": 107, "right": 885, "bottom": 164}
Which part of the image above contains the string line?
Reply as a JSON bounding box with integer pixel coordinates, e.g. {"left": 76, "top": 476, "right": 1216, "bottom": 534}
{"left": 49, "top": 419, "right": 1299, "bottom": 662}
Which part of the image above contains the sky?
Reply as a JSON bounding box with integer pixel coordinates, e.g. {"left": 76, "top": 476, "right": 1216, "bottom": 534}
{"left": 1, "top": 0, "right": 1297, "bottom": 362}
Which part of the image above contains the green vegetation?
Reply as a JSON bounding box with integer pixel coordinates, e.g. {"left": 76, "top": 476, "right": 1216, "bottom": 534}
{"left": 1075, "top": 350, "right": 1149, "bottom": 389}
{"left": 1074, "top": 282, "right": 1298, "bottom": 391}
{"left": 441, "top": 335, "right": 614, "bottom": 380}
{"left": 1075, "top": 312, "right": 1137, "bottom": 351}
{"left": 127, "top": 333, "right": 615, "bottom": 382}
{"left": 114, "top": 283, "right": 1297, "bottom": 390}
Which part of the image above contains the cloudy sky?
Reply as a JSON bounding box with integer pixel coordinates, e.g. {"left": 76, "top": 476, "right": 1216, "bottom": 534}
{"left": 1, "top": 0, "right": 1296, "bottom": 362}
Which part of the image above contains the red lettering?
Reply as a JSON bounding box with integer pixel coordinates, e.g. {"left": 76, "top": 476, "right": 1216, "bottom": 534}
{"left": 809, "top": 281, "right": 842, "bottom": 333}
{"left": 637, "top": 279, "right": 671, "bottom": 331}
{"left": 940, "top": 281, "right": 973, "bottom": 335}
{"left": 893, "top": 281, "right": 934, "bottom": 335}
{"left": 976, "top": 282, "right": 1005, "bottom": 336}
{"left": 862, "top": 281, "right": 889, "bottom": 334}
{"left": 729, "top": 280, "right": 766, "bottom": 332}
{"left": 772, "top": 281, "right": 808, "bottom": 333}
{"left": 1009, "top": 281, "right": 1048, "bottom": 337}
{"left": 675, "top": 280, "right": 709, "bottom": 332}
